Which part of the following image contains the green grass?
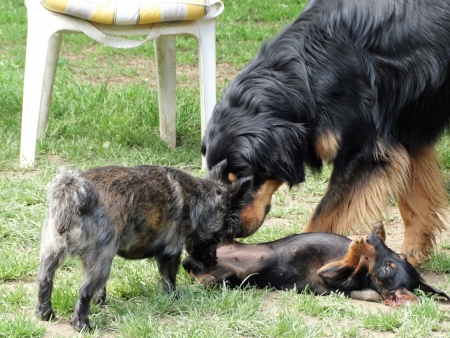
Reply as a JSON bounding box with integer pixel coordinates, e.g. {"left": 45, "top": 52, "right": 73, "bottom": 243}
{"left": 1, "top": 0, "right": 450, "bottom": 336}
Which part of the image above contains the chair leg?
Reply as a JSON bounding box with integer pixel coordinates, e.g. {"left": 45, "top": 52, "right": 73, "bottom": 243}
{"left": 38, "top": 33, "right": 63, "bottom": 139}
{"left": 20, "top": 26, "right": 61, "bottom": 167}
{"left": 197, "top": 19, "right": 217, "bottom": 168}
{"left": 155, "top": 35, "right": 177, "bottom": 148}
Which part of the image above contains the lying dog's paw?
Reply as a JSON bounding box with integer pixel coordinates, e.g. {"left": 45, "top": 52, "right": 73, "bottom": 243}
{"left": 349, "top": 237, "right": 364, "bottom": 249}
{"left": 371, "top": 220, "right": 386, "bottom": 242}
{"left": 199, "top": 275, "right": 217, "bottom": 287}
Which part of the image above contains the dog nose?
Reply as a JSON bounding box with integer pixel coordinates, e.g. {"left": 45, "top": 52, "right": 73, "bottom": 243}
{"left": 366, "top": 232, "right": 377, "bottom": 244}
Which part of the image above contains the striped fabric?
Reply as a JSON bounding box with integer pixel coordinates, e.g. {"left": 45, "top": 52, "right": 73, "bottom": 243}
{"left": 41, "top": 0, "right": 218, "bottom": 25}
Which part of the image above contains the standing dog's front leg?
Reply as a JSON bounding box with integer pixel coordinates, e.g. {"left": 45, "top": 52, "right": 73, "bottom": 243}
{"left": 156, "top": 253, "right": 181, "bottom": 293}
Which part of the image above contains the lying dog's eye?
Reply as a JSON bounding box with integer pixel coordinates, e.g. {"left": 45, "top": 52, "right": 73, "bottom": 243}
{"left": 383, "top": 262, "right": 394, "bottom": 275}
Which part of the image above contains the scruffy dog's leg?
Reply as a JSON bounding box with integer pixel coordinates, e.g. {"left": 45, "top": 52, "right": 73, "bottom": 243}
{"left": 156, "top": 254, "right": 181, "bottom": 293}
{"left": 35, "top": 218, "right": 66, "bottom": 321}
{"left": 70, "top": 254, "right": 114, "bottom": 331}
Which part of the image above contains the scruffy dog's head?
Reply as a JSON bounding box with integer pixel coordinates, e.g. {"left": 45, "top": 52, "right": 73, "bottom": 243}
{"left": 184, "top": 160, "right": 254, "bottom": 267}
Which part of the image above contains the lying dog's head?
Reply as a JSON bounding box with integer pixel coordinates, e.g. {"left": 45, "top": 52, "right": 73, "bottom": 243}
{"left": 363, "top": 232, "right": 450, "bottom": 306}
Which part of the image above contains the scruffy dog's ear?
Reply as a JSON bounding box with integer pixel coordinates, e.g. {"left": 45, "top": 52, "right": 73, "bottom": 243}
{"left": 230, "top": 176, "right": 253, "bottom": 207}
{"left": 206, "top": 159, "right": 230, "bottom": 183}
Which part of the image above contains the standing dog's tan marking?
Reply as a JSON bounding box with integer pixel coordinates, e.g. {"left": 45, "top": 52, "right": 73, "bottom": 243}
{"left": 315, "top": 130, "right": 341, "bottom": 163}
{"left": 240, "top": 179, "right": 283, "bottom": 237}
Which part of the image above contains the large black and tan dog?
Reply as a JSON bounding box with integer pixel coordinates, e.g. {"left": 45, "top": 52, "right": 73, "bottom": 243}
{"left": 35, "top": 164, "right": 252, "bottom": 331}
{"left": 183, "top": 221, "right": 450, "bottom": 306}
{"left": 202, "top": 0, "right": 450, "bottom": 266}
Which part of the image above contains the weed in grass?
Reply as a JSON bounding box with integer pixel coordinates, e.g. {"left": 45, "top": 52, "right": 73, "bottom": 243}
{"left": 0, "top": 284, "right": 34, "bottom": 311}
{"left": 362, "top": 295, "right": 448, "bottom": 336}
{"left": 0, "top": 313, "right": 46, "bottom": 338}
{"left": 283, "top": 288, "right": 356, "bottom": 320}
{"left": 422, "top": 250, "right": 450, "bottom": 274}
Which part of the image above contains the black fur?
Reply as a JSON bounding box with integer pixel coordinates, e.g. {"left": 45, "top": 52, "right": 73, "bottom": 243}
{"left": 202, "top": 0, "right": 450, "bottom": 262}
{"left": 204, "top": 0, "right": 450, "bottom": 182}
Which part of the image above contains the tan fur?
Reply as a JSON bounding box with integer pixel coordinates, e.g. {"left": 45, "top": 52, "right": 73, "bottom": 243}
{"left": 241, "top": 180, "right": 283, "bottom": 236}
{"left": 304, "top": 141, "right": 410, "bottom": 234}
{"left": 398, "top": 146, "right": 447, "bottom": 266}
{"left": 228, "top": 173, "right": 238, "bottom": 183}
{"left": 315, "top": 130, "right": 341, "bottom": 163}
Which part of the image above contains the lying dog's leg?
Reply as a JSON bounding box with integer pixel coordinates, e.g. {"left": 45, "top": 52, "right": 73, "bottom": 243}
{"left": 156, "top": 253, "right": 181, "bottom": 293}
{"left": 35, "top": 219, "right": 66, "bottom": 321}
{"left": 348, "top": 289, "right": 383, "bottom": 302}
{"left": 371, "top": 220, "right": 386, "bottom": 242}
{"left": 317, "top": 237, "right": 366, "bottom": 287}
{"left": 71, "top": 255, "right": 114, "bottom": 331}
{"left": 397, "top": 146, "right": 447, "bottom": 266}
{"left": 348, "top": 220, "right": 386, "bottom": 242}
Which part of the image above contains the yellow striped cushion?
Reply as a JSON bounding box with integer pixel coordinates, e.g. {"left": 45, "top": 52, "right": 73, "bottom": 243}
{"left": 41, "top": 0, "right": 212, "bottom": 25}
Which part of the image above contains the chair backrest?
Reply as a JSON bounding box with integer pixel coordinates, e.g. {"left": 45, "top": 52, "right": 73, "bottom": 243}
{"left": 40, "top": 0, "right": 224, "bottom": 25}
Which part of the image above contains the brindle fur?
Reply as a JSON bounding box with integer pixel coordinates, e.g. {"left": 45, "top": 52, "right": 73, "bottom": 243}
{"left": 35, "top": 163, "right": 252, "bottom": 331}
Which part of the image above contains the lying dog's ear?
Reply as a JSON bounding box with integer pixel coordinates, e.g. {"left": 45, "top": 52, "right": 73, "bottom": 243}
{"left": 418, "top": 277, "right": 450, "bottom": 301}
{"left": 383, "top": 288, "right": 418, "bottom": 307}
{"left": 397, "top": 253, "right": 407, "bottom": 260}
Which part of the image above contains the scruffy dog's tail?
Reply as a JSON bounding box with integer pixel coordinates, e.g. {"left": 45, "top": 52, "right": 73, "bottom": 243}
{"left": 46, "top": 167, "right": 97, "bottom": 234}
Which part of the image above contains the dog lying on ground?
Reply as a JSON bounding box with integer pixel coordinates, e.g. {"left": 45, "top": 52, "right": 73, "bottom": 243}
{"left": 201, "top": 0, "right": 450, "bottom": 266}
{"left": 35, "top": 163, "right": 252, "bottom": 331}
{"left": 183, "top": 221, "right": 450, "bottom": 306}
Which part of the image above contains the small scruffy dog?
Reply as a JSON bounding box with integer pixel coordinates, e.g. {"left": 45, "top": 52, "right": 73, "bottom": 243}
{"left": 35, "top": 162, "right": 252, "bottom": 331}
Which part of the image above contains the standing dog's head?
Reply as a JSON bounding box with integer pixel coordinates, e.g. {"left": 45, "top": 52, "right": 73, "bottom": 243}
{"left": 183, "top": 160, "right": 254, "bottom": 268}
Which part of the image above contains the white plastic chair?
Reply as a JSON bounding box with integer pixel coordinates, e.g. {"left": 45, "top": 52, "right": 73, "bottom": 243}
{"left": 20, "top": 0, "right": 223, "bottom": 167}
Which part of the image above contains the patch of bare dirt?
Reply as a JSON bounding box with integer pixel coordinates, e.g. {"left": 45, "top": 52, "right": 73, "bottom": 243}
{"left": 0, "top": 170, "right": 39, "bottom": 179}
{"left": 62, "top": 48, "right": 241, "bottom": 90}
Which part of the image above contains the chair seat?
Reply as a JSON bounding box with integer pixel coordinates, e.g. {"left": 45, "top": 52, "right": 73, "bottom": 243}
{"left": 20, "top": 0, "right": 223, "bottom": 167}
{"left": 41, "top": 0, "right": 215, "bottom": 25}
